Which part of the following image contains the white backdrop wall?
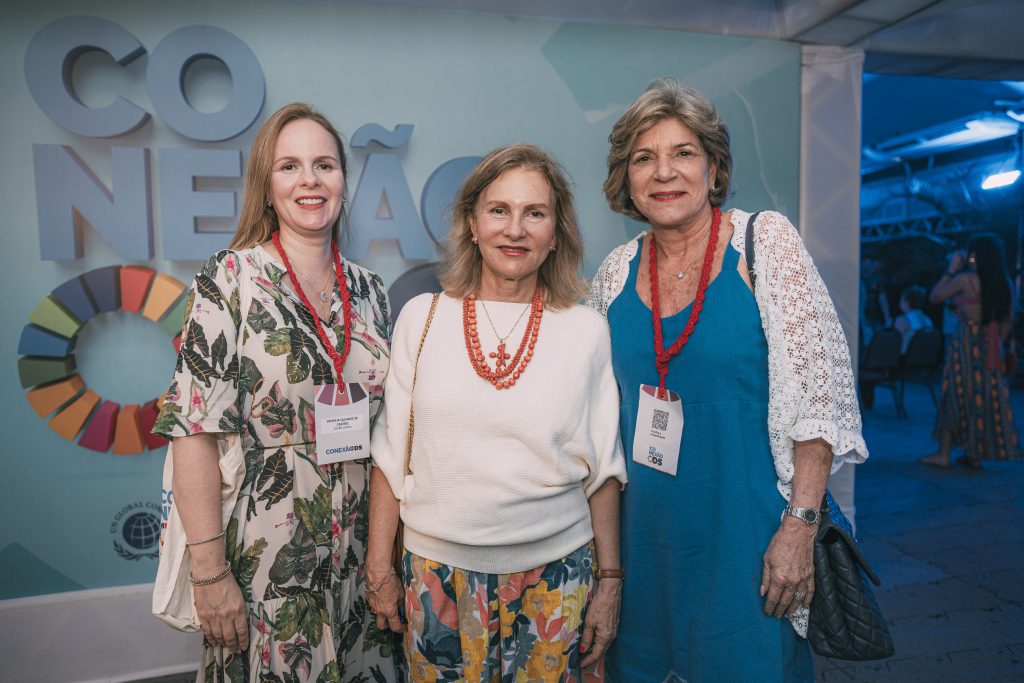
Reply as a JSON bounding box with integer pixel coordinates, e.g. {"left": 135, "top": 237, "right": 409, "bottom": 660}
{"left": 0, "top": 1, "right": 801, "bottom": 679}
{"left": 799, "top": 45, "right": 865, "bottom": 523}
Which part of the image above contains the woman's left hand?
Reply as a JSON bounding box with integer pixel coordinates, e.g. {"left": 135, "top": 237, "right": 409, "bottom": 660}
{"left": 580, "top": 578, "right": 622, "bottom": 668}
{"left": 760, "top": 519, "right": 816, "bottom": 618}
{"left": 366, "top": 565, "right": 405, "bottom": 633}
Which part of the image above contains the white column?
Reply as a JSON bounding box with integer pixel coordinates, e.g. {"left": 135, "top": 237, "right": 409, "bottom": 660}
{"left": 799, "top": 45, "right": 864, "bottom": 528}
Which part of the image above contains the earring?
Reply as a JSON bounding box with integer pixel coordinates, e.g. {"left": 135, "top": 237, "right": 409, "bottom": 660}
{"left": 549, "top": 242, "right": 556, "bottom": 252}
{"left": 266, "top": 199, "right": 272, "bottom": 208}
{"left": 471, "top": 235, "right": 478, "bottom": 244}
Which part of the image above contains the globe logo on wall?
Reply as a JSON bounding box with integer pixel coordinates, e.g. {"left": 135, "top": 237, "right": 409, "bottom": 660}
{"left": 109, "top": 501, "right": 162, "bottom": 560}
{"left": 122, "top": 512, "right": 162, "bottom": 551}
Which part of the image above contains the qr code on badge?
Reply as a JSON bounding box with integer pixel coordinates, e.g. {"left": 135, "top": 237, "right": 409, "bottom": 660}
{"left": 652, "top": 409, "right": 669, "bottom": 431}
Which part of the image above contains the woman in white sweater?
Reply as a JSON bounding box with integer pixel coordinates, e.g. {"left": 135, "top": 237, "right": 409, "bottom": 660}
{"left": 366, "top": 144, "right": 627, "bottom": 681}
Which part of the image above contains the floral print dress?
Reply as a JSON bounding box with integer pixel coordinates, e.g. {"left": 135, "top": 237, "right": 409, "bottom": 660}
{"left": 154, "top": 245, "right": 402, "bottom": 682}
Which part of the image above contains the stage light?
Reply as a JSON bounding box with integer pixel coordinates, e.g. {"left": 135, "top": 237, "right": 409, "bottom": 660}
{"left": 981, "top": 170, "right": 1021, "bottom": 190}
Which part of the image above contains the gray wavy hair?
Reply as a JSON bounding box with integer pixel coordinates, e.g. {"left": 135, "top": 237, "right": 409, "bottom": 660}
{"left": 604, "top": 77, "right": 732, "bottom": 222}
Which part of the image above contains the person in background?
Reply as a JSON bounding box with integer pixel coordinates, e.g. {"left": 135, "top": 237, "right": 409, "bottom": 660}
{"left": 367, "top": 144, "right": 627, "bottom": 681}
{"left": 588, "top": 77, "right": 867, "bottom": 683}
{"left": 860, "top": 257, "right": 892, "bottom": 349}
{"left": 921, "top": 233, "right": 1020, "bottom": 470}
{"left": 893, "top": 285, "right": 934, "bottom": 354}
{"left": 153, "top": 103, "right": 399, "bottom": 681}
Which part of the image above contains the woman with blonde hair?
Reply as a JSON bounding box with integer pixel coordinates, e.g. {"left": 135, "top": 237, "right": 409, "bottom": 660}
{"left": 588, "top": 78, "right": 867, "bottom": 682}
{"left": 367, "top": 143, "right": 627, "bottom": 680}
{"left": 154, "top": 103, "right": 399, "bottom": 681}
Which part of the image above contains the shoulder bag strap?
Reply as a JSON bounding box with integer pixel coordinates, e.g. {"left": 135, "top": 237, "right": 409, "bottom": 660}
{"left": 405, "top": 293, "right": 441, "bottom": 475}
{"left": 745, "top": 211, "right": 762, "bottom": 291}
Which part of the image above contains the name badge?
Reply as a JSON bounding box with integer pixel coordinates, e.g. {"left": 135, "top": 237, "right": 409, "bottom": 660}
{"left": 633, "top": 383, "right": 683, "bottom": 476}
{"left": 314, "top": 382, "right": 370, "bottom": 465}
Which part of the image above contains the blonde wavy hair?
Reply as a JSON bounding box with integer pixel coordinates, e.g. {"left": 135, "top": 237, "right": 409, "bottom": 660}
{"left": 438, "top": 144, "right": 585, "bottom": 310}
{"left": 229, "top": 103, "right": 348, "bottom": 250}
{"left": 604, "top": 77, "right": 732, "bottom": 222}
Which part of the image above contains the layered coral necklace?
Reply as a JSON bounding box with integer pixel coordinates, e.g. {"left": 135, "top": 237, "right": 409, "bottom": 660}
{"left": 463, "top": 285, "right": 544, "bottom": 390}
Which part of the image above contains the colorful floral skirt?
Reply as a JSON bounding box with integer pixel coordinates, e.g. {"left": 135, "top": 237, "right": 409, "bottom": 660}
{"left": 934, "top": 321, "right": 1020, "bottom": 461}
{"left": 402, "top": 544, "right": 593, "bottom": 682}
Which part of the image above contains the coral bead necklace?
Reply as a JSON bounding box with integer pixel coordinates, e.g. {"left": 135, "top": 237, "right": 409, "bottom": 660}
{"left": 463, "top": 285, "right": 544, "bottom": 389}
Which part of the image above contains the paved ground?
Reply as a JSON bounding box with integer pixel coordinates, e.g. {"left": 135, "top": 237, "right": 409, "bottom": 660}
{"left": 144, "top": 382, "right": 1024, "bottom": 683}
{"left": 813, "top": 382, "right": 1024, "bottom": 683}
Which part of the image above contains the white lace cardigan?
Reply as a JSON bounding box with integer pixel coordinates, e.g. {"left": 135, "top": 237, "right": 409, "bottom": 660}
{"left": 587, "top": 209, "right": 869, "bottom": 636}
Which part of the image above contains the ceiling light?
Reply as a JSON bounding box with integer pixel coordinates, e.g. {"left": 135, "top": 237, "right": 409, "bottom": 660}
{"left": 981, "top": 170, "right": 1021, "bottom": 190}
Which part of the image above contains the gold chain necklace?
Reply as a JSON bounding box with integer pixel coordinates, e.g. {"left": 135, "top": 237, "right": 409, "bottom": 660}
{"left": 666, "top": 228, "right": 711, "bottom": 280}
{"left": 479, "top": 299, "right": 532, "bottom": 372}
{"left": 292, "top": 264, "right": 334, "bottom": 303}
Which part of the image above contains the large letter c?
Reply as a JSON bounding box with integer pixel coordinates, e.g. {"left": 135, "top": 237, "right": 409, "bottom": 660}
{"left": 24, "top": 16, "right": 150, "bottom": 138}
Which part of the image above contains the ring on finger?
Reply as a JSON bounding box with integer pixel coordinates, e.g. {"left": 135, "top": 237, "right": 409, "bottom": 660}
{"left": 794, "top": 591, "right": 807, "bottom": 599}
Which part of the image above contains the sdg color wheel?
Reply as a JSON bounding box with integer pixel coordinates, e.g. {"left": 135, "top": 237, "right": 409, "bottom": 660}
{"left": 18, "top": 265, "right": 188, "bottom": 454}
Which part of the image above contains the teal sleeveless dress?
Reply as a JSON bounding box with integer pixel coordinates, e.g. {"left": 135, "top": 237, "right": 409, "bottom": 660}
{"left": 605, "top": 239, "right": 813, "bottom": 682}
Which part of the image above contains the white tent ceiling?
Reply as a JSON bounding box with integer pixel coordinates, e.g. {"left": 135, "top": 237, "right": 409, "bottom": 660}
{"left": 325, "top": 0, "right": 1024, "bottom": 80}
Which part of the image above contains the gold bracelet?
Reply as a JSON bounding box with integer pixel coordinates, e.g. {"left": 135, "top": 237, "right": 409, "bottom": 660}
{"left": 366, "top": 568, "right": 396, "bottom": 593}
{"left": 189, "top": 563, "right": 232, "bottom": 586}
{"left": 185, "top": 530, "right": 225, "bottom": 547}
{"left": 596, "top": 568, "right": 625, "bottom": 580}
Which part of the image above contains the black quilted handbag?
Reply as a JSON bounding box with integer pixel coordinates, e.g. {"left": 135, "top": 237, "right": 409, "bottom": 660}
{"left": 808, "top": 491, "right": 895, "bottom": 660}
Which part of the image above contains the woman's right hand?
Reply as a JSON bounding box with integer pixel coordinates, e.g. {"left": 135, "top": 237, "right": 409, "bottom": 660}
{"left": 366, "top": 565, "right": 405, "bottom": 632}
{"left": 194, "top": 572, "right": 249, "bottom": 653}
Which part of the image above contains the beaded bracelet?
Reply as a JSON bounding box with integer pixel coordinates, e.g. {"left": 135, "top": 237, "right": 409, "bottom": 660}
{"left": 189, "top": 563, "right": 232, "bottom": 586}
{"left": 185, "top": 530, "right": 225, "bottom": 547}
{"left": 366, "top": 568, "right": 396, "bottom": 593}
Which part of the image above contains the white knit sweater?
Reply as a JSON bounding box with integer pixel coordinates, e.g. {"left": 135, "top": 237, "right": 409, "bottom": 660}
{"left": 370, "top": 293, "right": 627, "bottom": 574}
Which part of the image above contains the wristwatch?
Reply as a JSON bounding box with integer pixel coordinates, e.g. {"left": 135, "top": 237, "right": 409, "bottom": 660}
{"left": 782, "top": 504, "right": 821, "bottom": 525}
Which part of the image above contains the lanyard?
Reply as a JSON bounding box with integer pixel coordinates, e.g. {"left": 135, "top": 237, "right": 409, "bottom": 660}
{"left": 272, "top": 231, "right": 352, "bottom": 383}
{"left": 649, "top": 206, "right": 721, "bottom": 393}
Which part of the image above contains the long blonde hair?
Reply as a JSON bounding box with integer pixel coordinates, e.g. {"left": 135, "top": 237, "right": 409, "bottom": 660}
{"left": 229, "top": 103, "right": 348, "bottom": 249}
{"left": 438, "top": 144, "right": 585, "bottom": 310}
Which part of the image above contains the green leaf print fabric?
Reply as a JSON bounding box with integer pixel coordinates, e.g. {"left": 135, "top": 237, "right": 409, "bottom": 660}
{"left": 155, "top": 246, "right": 401, "bottom": 682}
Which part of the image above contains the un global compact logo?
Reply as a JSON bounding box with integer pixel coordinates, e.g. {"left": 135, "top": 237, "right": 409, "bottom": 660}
{"left": 110, "top": 501, "right": 162, "bottom": 561}
{"left": 18, "top": 265, "right": 186, "bottom": 453}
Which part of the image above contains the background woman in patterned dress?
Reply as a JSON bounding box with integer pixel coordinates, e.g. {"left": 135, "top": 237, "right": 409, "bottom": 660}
{"left": 154, "top": 103, "right": 400, "bottom": 681}
{"left": 366, "top": 144, "right": 627, "bottom": 681}
{"left": 922, "top": 233, "right": 1020, "bottom": 469}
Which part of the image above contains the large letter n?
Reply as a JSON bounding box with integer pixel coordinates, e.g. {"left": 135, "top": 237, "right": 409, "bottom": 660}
{"left": 34, "top": 144, "right": 152, "bottom": 261}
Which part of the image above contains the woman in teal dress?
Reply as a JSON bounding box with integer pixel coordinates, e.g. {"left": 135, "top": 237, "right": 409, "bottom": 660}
{"left": 587, "top": 78, "right": 868, "bottom": 682}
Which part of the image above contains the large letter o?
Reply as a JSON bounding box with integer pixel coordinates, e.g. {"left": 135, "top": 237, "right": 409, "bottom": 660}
{"left": 147, "top": 26, "right": 265, "bottom": 142}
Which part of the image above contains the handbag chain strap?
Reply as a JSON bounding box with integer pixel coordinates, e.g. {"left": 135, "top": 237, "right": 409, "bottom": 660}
{"left": 405, "top": 293, "right": 441, "bottom": 475}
